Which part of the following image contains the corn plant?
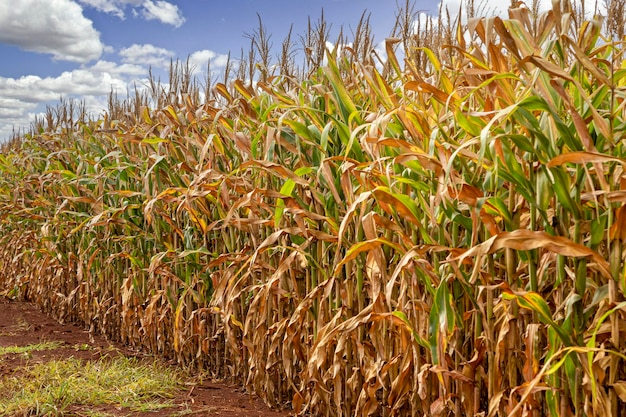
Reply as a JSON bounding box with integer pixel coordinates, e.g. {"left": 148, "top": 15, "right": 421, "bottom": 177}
{"left": 1, "top": 1, "right": 626, "bottom": 416}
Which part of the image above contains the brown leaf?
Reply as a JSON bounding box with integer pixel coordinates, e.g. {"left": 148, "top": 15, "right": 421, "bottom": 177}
{"left": 548, "top": 151, "right": 626, "bottom": 168}
{"left": 549, "top": 80, "right": 596, "bottom": 152}
{"left": 522, "top": 324, "right": 541, "bottom": 381}
{"left": 610, "top": 204, "right": 626, "bottom": 241}
{"left": 581, "top": 190, "right": 626, "bottom": 203}
{"left": 405, "top": 81, "right": 455, "bottom": 107}
{"left": 564, "top": 35, "right": 613, "bottom": 87}
{"left": 372, "top": 187, "right": 421, "bottom": 226}
{"left": 488, "top": 391, "right": 505, "bottom": 417}
{"left": 292, "top": 392, "right": 305, "bottom": 414}
{"left": 393, "top": 152, "right": 443, "bottom": 177}
{"left": 452, "top": 229, "right": 611, "bottom": 279}
{"left": 430, "top": 396, "right": 448, "bottom": 417}
{"left": 480, "top": 207, "right": 500, "bottom": 236}
{"left": 612, "top": 381, "right": 626, "bottom": 402}
{"left": 239, "top": 160, "right": 309, "bottom": 186}
{"left": 448, "top": 184, "right": 484, "bottom": 206}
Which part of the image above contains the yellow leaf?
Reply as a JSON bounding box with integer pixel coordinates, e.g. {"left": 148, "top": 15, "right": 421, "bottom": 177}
{"left": 230, "top": 315, "right": 244, "bottom": 330}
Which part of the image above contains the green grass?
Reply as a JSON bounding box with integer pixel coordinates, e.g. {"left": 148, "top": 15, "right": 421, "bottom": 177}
{"left": 0, "top": 341, "right": 64, "bottom": 357}
{"left": 0, "top": 356, "right": 183, "bottom": 416}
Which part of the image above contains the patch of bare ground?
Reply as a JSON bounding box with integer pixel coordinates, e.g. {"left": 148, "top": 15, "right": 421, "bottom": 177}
{"left": 0, "top": 297, "right": 292, "bottom": 417}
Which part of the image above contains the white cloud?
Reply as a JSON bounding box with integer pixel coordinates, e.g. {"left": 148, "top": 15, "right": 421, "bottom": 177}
{"left": 0, "top": 71, "right": 126, "bottom": 103}
{"left": 0, "top": 98, "right": 36, "bottom": 119}
{"left": 0, "top": 98, "right": 39, "bottom": 140}
{"left": 0, "top": 95, "right": 41, "bottom": 139}
{"left": 373, "top": 40, "right": 387, "bottom": 63}
{"left": 90, "top": 60, "right": 148, "bottom": 76}
{"left": 413, "top": 0, "right": 563, "bottom": 35}
{"left": 120, "top": 44, "right": 175, "bottom": 68}
{"left": 0, "top": 45, "right": 230, "bottom": 140}
{"left": 141, "top": 0, "right": 185, "bottom": 28}
{"left": 0, "top": 60, "right": 151, "bottom": 140}
{"left": 0, "top": 111, "right": 39, "bottom": 140}
{"left": 188, "top": 50, "right": 231, "bottom": 73}
{"left": 78, "top": 0, "right": 185, "bottom": 27}
{"left": 0, "top": 0, "right": 104, "bottom": 63}
{"left": 77, "top": 0, "right": 141, "bottom": 18}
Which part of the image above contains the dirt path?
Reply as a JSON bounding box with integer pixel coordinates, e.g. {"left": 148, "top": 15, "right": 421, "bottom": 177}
{"left": 0, "top": 297, "right": 292, "bottom": 416}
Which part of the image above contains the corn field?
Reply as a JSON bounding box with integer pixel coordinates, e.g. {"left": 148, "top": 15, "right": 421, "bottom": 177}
{"left": 2, "top": 1, "right": 626, "bottom": 415}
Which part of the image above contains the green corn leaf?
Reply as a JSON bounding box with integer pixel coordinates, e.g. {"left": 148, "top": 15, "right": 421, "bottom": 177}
{"left": 429, "top": 281, "right": 456, "bottom": 365}
{"left": 392, "top": 311, "right": 430, "bottom": 350}
{"left": 502, "top": 289, "right": 574, "bottom": 346}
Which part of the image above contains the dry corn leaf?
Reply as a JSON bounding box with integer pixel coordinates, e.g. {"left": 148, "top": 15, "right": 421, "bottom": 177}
{"left": 613, "top": 381, "right": 626, "bottom": 402}
{"left": 452, "top": 229, "right": 611, "bottom": 279}
{"left": 547, "top": 151, "right": 626, "bottom": 168}
{"left": 610, "top": 204, "right": 626, "bottom": 241}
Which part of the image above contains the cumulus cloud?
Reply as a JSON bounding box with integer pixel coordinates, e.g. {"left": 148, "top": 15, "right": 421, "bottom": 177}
{"left": 188, "top": 50, "right": 231, "bottom": 73}
{"left": 90, "top": 60, "right": 148, "bottom": 76}
{"left": 0, "top": 71, "right": 125, "bottom": 104}
{"left": 140, "top": 0, "right": 185, "bottom": 27}
{"left": 0, "top": 60, "right": 151, "bottom": 140}
{"left": 119, "top": 44, "right": 175, "bottom": 68}
{"left": 0, "top": 0, "right": 104, "bottom": 63}
{"left": 0, "top": 98, "right": 39, "bottom": 139}
{"left": 0, "top": 45, "right": 231, "bottom": 140}
{"left": 0, "top": 98, "right": 36, "bottom": 119}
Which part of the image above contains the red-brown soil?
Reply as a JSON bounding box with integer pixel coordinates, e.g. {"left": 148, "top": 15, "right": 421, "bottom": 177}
{"left": 0, "top": 297, "right": 293, "bottom": 416}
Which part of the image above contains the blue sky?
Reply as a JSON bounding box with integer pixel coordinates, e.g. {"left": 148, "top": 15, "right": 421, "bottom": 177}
{"left": 0, "top": 0, "right": 557, "bottom": 140}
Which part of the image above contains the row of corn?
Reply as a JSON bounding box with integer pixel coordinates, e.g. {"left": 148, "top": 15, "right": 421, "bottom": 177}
{"left": 2, "top": 3, "right": 626, "bottom": 416}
